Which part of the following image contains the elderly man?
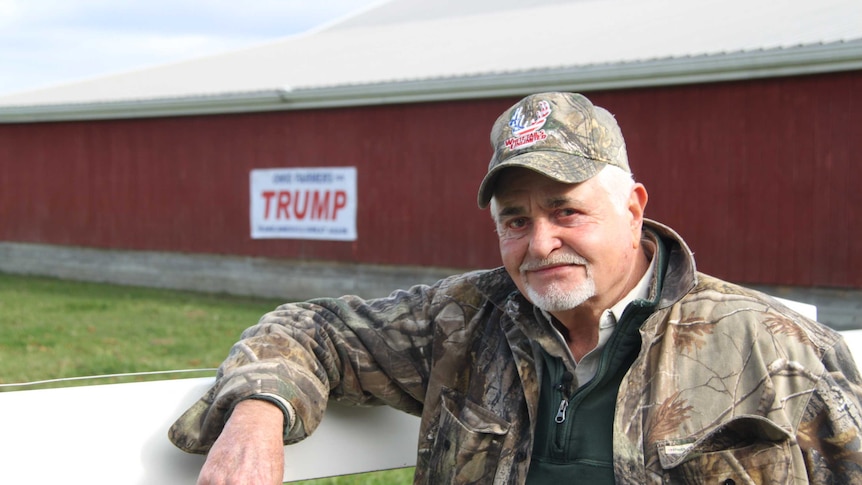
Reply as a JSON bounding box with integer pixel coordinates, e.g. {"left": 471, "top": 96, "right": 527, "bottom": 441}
{"left": 171, "top": 92, "right": 862, "bottom": 484}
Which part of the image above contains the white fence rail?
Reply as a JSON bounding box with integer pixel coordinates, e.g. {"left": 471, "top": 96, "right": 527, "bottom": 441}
{"left": 0, "top": 377, "right": 421, "bottom": 484}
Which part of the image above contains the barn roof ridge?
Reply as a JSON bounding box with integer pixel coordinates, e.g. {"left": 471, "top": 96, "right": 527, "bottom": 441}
{"left": 1, "top": 0, "right": 861, "bottom": 122}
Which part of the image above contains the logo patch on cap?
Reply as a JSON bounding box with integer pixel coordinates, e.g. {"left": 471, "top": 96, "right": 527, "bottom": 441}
{"left": 504, "top": 100, "right": 551, "bottom": 151}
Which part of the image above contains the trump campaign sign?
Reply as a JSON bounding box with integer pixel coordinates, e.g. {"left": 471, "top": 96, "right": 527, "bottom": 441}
{"left": 250, "top": 167, "right": 357, "bottom": 241}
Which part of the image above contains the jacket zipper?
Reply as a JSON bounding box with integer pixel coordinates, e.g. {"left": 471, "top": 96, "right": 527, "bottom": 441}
{"left": 550, "top": 369, "right": 575, "bottom": 453}
{"left": 554, "top": 371, "right": 574, "bottom": 423}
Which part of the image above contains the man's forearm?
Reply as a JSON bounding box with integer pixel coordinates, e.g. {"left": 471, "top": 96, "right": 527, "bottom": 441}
{"left": 197, "top": 399, "right": 286, "bottom": 485}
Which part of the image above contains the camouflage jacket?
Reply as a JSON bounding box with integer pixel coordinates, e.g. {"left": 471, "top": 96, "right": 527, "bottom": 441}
{"left": 170, "top": 220, "right": 862, "bottom": 484}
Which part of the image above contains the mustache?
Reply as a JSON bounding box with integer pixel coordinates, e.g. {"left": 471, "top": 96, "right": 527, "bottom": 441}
{"left": 519, "top": 253, "right": 588, "bottom": 272}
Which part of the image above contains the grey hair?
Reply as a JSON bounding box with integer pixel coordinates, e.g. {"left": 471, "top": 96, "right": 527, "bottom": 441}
{"left": 593, "top": 165, "right": 635, "bottom": 214}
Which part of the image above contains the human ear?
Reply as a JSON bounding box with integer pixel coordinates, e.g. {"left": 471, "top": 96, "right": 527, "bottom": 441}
{"left": 628, "top": 184, "right": 648, "bottom": 245}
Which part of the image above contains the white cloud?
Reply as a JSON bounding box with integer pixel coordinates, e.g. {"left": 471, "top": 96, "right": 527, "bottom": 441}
{"left": 0, "top": 0, "right": 382, "bottom": 95}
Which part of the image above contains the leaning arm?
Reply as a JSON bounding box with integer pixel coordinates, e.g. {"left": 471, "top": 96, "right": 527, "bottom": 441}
{"left": 169, "top": 277, "right": 450, "bottom": 453}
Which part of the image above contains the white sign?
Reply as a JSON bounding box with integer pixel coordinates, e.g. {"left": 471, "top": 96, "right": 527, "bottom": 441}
{"left": 250, "top": 167, "right": 357, "bottom": 241}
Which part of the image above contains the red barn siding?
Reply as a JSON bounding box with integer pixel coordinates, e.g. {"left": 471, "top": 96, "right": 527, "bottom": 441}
{"left": 0, "top": 71, "right": 860, "bottom": 288}
{"left": 0, "top": 101, "right": 506, "bottom": 269}
{"left": 588, "top": 72, "right": 861, "bottom": 288}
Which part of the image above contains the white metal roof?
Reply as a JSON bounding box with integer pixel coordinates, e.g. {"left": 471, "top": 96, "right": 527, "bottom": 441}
{"left": 1, "top": 0, "right": 861, "bottom": 122}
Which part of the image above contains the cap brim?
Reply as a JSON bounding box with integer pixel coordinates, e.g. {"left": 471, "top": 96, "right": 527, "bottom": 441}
{"left": 477, "top": 151, "right": 603, "bottom": 208}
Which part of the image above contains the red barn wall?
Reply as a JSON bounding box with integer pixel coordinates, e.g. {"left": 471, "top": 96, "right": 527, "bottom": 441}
{"left": 593, "top": 72, "right": 861, "bottom": 289}
{"left": 1, "top": 71, "right": 859, "bottom": 289}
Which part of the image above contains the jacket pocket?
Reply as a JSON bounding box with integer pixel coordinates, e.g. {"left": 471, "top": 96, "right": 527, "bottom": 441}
{"left": 657, "top": 416, "right": 794, "bottom": 485}
{"left": 427, "top": 387, "right": 511, "bottom": 484}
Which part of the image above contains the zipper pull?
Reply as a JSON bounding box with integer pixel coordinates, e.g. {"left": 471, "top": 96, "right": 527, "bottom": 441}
{"left": 555, "top": 399, "right": 569, "bottom": 423}
{"left": 554, "top": 371, "right": 574, "bottom": 424}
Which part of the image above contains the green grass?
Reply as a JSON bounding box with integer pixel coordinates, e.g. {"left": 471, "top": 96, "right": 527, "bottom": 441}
{"left": 0, "top": 272, "right": 284, "bottom": 387}
{"left": 0, "top": 272, "right": 414, "bottom": 484}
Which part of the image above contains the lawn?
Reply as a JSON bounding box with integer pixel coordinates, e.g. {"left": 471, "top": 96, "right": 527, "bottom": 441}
{"left": 0, "top": 272, "right": 414, "bottom": 484}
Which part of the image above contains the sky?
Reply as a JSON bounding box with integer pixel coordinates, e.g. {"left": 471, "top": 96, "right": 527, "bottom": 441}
{"left": 0, "top": 0, "right": 382, "bottom": 97}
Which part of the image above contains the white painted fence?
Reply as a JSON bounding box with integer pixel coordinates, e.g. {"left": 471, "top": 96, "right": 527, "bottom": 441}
{"left": 0, "top": 377, "right": 421, "bottom": 484}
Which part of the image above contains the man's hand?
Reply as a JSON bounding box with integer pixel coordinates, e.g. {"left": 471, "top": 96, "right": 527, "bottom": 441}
{"left": 196, "top": 399, "right": 285, "bottom": 485}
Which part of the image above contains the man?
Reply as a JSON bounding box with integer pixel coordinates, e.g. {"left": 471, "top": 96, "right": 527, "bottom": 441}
{"left": 170, "top": 92, "right": 862, "bottom": 484}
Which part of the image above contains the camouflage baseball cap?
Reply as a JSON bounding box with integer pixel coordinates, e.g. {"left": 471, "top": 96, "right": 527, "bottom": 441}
{"left": 477, "top": 92, "right": 630, "bottom": 208}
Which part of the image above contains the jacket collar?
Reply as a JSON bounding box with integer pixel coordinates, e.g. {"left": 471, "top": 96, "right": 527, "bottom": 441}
{"left": 641, "top": 219, "right": 698, "bottom": 310}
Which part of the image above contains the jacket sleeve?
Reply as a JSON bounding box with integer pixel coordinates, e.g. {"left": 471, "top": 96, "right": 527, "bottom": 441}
{"left": 798, "top": 335, "right": 862, "bottom": 482}
{"left": 168, "top": 276, "right": 454, "bottom": 454}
